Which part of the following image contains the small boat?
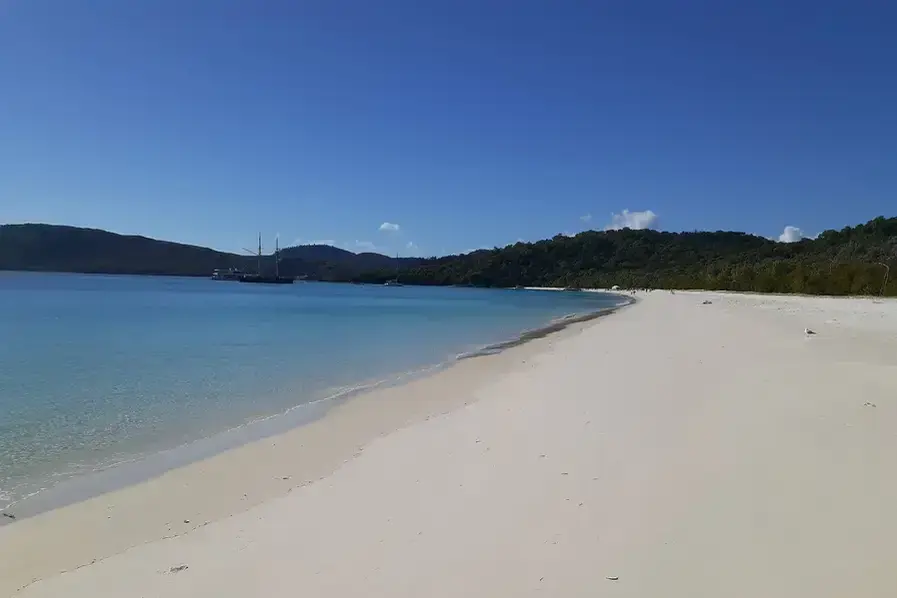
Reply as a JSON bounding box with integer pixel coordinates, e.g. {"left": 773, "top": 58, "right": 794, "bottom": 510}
{"left": 211, "top": 268, "right": 245, "bottom": 281}
{"left": 383, "top": 252, "right": 404, "bottom": 286}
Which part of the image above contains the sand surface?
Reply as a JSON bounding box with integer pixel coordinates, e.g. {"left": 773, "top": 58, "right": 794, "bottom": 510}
{"left": 3, "top": 291, "right": 896, "bottom": 597}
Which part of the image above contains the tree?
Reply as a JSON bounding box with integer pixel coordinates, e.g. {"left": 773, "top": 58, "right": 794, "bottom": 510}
{"left": 352, "top": 217, "right": 897, "bottom": 297}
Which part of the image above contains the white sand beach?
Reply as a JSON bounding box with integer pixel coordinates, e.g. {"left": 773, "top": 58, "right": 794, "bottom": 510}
{"left": 2, "top": 291, "right": 896, "bottom": 597}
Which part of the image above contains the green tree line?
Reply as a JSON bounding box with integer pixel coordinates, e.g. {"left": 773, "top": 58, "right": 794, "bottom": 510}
{"left": 355, "top": 216, "right": 897, "bottom": 296}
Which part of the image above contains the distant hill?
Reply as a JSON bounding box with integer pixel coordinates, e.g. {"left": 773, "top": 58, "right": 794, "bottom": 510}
{"left": 278, "top": 244, "right": 411, "bottom": 272}
{"left": 0, "top": 224, "right": 417, "bottom": 279}
{"left": 279, "top": 244, "right": 357, "bottom": 263}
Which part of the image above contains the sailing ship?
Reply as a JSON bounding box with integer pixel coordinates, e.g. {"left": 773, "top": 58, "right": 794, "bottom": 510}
{"left": 239, "top": 234, "right": 294, "bottom": 284}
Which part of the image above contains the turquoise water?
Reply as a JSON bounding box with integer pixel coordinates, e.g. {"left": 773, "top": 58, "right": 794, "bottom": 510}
{"left": 0, "top": 273, "right": 623, "bottom": 514}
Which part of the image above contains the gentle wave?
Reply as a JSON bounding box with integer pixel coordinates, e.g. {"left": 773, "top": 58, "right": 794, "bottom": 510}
{"left": 0, "top": 366, "right": 443, "bottom": 519}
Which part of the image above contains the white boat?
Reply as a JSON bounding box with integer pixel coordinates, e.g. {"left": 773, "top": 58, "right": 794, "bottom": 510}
{"left": 211, "top": 268, "right": 245, "bottom": 281}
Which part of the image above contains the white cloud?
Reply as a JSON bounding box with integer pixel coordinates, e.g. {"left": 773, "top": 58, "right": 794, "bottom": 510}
{"left": 777, "top": 225, "right": 808, "bottom": 243}
{"left": 405, "top": 241, "right": 419, "bottom": 252}
{"left": 604, "top": 209, "right": 659, "bottom": 231}
{"left": 580, "top": 213, "right": 592, "bottom": 223}
{"left": 379, "top": 222, "right": 400, "bottom": 232}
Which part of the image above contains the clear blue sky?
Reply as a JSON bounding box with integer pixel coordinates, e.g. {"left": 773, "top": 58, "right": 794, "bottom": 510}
{"left": 2, "top": 1, "right": 895, "bottom": 256}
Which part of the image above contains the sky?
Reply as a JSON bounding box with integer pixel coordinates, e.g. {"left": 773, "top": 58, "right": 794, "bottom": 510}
{"left": 1, "top": 1, "right": 895, "bottom": 256}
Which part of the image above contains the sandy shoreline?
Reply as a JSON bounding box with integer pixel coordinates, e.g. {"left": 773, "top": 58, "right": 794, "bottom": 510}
{"left": 3, "top": 291, "right": 896, "bottom": 596}
{"left": 0, "top": 299, "right": 629, "bottom": 595}
{"left": 0, "top": 292, "right": 627, "bottom": 522}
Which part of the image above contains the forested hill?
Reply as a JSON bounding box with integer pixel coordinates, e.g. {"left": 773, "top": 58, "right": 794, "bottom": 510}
{"left": 356, "top": 216, "right": 897, "bottom": 296}
{"left": 0, "top": 224, "right": 419, "bottom": 279}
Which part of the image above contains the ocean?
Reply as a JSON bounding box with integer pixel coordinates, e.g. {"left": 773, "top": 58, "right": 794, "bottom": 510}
{"left": 0, "top": 273, "right": 624, "bottom": 517}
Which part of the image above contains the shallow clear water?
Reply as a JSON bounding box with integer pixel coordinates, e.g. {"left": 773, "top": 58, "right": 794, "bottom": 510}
{"left": 0, "top": 273, "right": 621, "bottom": 512}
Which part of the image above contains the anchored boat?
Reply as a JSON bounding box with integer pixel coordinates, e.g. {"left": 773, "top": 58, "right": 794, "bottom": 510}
{"left": 238, "top": 235, "right": 294, "bottom": 284}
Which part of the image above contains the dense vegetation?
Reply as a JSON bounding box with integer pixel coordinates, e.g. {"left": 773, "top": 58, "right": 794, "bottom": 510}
{"left": 356, "top": 217, "right": 897, "bottom": 297}
{"left": 2, "top": 218, "right": 895, "bottom": 296}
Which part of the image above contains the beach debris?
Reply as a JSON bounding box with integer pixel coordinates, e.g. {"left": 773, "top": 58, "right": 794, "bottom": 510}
{"left": 2, "top": 512, "right": 15, "bottom": 520}
{"left": 560, "top": 472, "right": 569, "bottom": 476}
{"left": 168, "top": 565, "right": 189, "bottom": 574}
{"left": 864, "top": 402, "right": 877, "bottom": 408}
{"left": 606, "top": 576, "right": 620, "bottom": 581}
{"left": 183, "top": 519, "right": 190, "bottom": 524}
{"left": 804, "top": 328, "right": 816, "bottom": 335}
{"left": 701, "top": 300, "right": 712, "bottom": 305}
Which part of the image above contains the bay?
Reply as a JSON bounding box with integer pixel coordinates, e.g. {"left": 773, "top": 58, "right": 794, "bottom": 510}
{"left": 0, "top": 273, "right": 622, "bottom": 514}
